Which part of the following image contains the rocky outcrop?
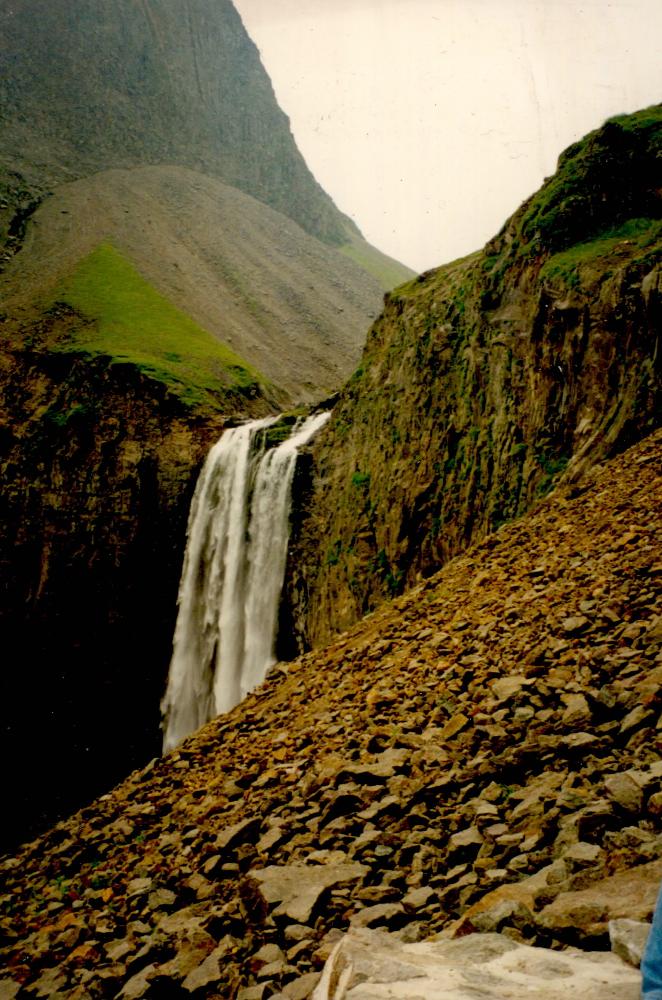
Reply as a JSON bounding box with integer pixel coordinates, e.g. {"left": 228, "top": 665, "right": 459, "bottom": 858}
{"left": 0, "top": 428, "right": 659, "bottom": 997}
{"left": 285, "top": 105, "right": 662, "bottom": 648}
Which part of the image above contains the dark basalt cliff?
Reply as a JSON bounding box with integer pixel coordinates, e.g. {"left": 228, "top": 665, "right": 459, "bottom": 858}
{"left": 285, "top": 106, "right": 662, "bottom": 650}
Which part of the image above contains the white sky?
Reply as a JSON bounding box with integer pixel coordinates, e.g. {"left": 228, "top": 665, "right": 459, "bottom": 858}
{"left": 233, "top": 0, "right": 662, "bottom": 273}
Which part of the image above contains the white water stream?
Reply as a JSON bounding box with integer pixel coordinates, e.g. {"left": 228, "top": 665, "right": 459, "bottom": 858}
{"left": 161, "top": 411, "right": 330, "bottom": 752}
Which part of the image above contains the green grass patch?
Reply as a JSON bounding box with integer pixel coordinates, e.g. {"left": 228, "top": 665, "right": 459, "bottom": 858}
{"left": 51, "top": 243, "right": 263, "bottom": 409}
{"left": 517, "top": 104, "right": 662, "bottom": 254}
{"left": 351, "top": 470, "right": 371, "bottom": 490}
{"left": 540, "top": 217, "right": 662, "bottom": 288}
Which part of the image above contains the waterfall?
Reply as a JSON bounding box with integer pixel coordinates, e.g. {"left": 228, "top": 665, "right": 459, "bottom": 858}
{"left": 161, "top": 410, "right": 330, "bottom": 752}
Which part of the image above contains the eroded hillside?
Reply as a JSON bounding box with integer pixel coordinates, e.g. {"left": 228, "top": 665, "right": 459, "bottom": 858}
{"left": 285, "top": 106, "right": 662, "bottom": 648}
{"left": 1, "top": 428, "right": 660, "bottom": 998}
{"left": 0, "top": 0, "right": 347, "bottom": 247}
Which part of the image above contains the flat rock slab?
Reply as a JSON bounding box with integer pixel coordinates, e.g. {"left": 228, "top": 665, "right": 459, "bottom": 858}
{"left": 312, "top": 929, "right": 640, "bottom": 1000}
{"left": 540, "top": 858, "right": 662, "bottom": 932}
{"left": 248, "top": 863, "right": 369, "bottom": 924}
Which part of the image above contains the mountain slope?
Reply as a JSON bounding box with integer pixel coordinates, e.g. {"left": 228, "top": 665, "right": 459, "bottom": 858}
{"left": 1, "top": 165, "right": 386, "bottom": 401}
{"left": 0, "top": 0, "right": 349, "bottom": 246}
{"left": 0, "top": 0, "right": 414, "bottom": 291}
{"left": 1, "top": 428, "right": 660, "bottom": 997}
{"left": 285, "top": 106, "right": 662, "bottom": 648}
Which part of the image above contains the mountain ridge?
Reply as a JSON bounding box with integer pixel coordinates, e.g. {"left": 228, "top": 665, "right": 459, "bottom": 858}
{"left": 0, "top": 0, "right": 351, "bottom": 247}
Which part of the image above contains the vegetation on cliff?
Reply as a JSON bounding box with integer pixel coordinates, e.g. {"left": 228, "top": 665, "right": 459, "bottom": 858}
{"left": 515, "top": 104, "right": 662, "bottom": 255}
{"left": 286, "top": 105, "right": 662, "bottom": 648}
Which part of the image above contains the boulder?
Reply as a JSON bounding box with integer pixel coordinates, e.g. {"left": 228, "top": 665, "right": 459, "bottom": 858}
{"left": 446, "top": 860, "right": 569, "bottom": 936}
{"left": 311, "top": 928, "right": 640, "bottom": 999}
{"left": 246, "top": 863, "right": 369, "bottom": 924}
{"left": 539, "top": 859, "right": 662, "bottom": 940}
{"left": 217, "top": 817, "right": 262, "bottom": 852}
{"left": 604, "top": 773, "right": 644, "bottom": 813}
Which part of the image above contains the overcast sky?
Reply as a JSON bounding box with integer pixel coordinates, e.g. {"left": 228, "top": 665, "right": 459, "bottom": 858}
{"left": 233, "top": 0, "right": 662, "bottom": 273}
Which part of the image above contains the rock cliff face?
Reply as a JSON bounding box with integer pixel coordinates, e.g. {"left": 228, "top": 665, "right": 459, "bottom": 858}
{"left": 286, "top": 106, "right": 662, "bottom": 649}
{"left": 0, "top": 340, "right": 259, "bottom": 849}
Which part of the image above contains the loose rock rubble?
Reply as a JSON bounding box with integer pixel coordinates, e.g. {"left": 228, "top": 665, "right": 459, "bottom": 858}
{"left": 0, "top": 429, "right": 661, "bottom": 998}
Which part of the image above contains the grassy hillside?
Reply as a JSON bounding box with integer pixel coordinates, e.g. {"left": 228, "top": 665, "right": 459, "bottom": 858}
{"left": 53, "top": 244, "right": 263, "bottom": 410}
{"left": 1, "top": 166, "right": 385, "bottom": 401}
{"left": 513, "top": 103, "right": 662, "bottom": 255}
{"left": 340, "top": 230, "right": 416, "bottom": 290}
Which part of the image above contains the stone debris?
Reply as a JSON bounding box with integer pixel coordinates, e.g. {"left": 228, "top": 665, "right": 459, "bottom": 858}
{"left": 0, "top": 430, "right": 660, "bottom": 997}
{"left": 247, "top": 863, "right": 369, "bottom": 924}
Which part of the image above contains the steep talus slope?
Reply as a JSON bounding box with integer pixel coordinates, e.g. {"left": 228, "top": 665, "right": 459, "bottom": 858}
{"left": 2, "top": 165, "right": 383, "bottom": 400}
{"left": 0, "top": 429, "right": 660, "bottom": 998}
{"left": 286, "top": 106, "right": 662, "bottom": 648}
{"left": 0, "top": 0, "right": 348, "bottom": 247}
{"left": 0, "top": 0, "right": 413, "bottom": 289}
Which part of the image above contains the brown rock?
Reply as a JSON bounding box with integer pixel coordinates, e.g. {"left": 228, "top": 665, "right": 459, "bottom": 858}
{"left": 282, "top": 972, "right": 320, "bottom": 999}
{"left": 561, "top": 694, "right": 591, "bottom": 725}
{"left": 247, "top": 862, "right": 369, "bottom": 924}
{"left": 440, "top": 714, "right": 470, "bottom": 740}
{"left": 116, "top": 965, "right": 157, "bottom": 1000}
{"left": 539, "top": 859, "right": 662, "bottom": 937}
{"left": 609, "top": 918, "right": 651, "bottom": 967}
{"left": 217, "top": 817, "right": 262, "bottom": 853}
{"left": 349, "top": 903, "right": 405, "bottom": 928}
{"left": 604, "top": 772, "right": 644, "bottom": 812}
{"left": 562, "top": 616, "right": 589, "bottom": 635}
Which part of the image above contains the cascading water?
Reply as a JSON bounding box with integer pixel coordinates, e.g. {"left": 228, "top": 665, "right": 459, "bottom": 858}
{"left": 161, "top": 411, "right": 330, "bottom": 752}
